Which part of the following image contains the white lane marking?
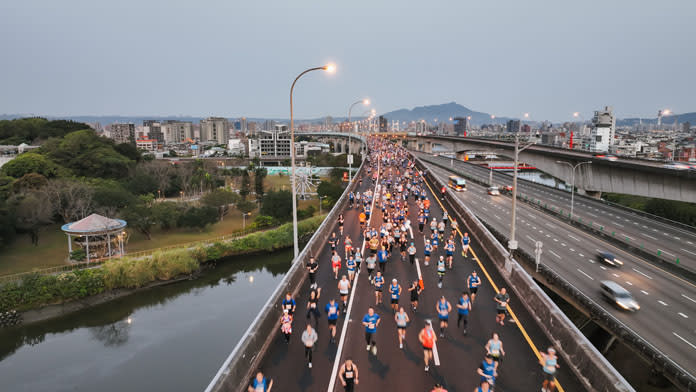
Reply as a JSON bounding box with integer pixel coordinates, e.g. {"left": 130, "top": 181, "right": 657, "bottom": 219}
{"left": 526, "top": 235, "right": 536, "bottom": 242}
{"left": 587, "top": 212, "right": 598, "bottom": 218}
{"left": 577, "top": 269, "right": 594, "bottom": 280}
{"left": 625, "top": 281, "right": 633, "bottom": 286}
{"left": 529, "top": 215, "right": 537, "bottom": 219}
{"left": 561, "top": 243, "right": 566, "bottom": 247}
{"left": 688, "top": 241, "right": 694, "bottom": 245}
{"left": 327, "top": 163, "right": 380, "bottom": 392}
{"left": 432, "top": 339, "right": 441, "bottom": 367}
{"left": 674, "top": 237, "right": 681, "bottom": 240}
{"left": 673, "top": 332, "right": 696, "bottom": 351}
{"left": 545, "top": 223, "right": 556, "bottom": 229}
{"left": 494, "top": 215, "right": 502, "bottom": 220}
{"left": 682, "top": 294, "right": 696, "bottom": 304}
{"left": 553, "top": 238, "right": 558, "bottom": 242}
{"left": 681, "top": 248, "right": 696, "bottom": 257}
{"left": 578, "top": 253, "right": 584, "bottom": 257}
{"left": 569, "top": 248, "right": 575, "bottom": 252}
{"left": 640, "top": 290, "right": 649, "bottom": 295}
{"left": 549, "top": 250, "right": 561, "bottom": 259}
{"left": 600, "top": 266, "right": 607, "bottom": 270}
{"left": 612, "top": 273, "right": 620, "bottom": 278}
{"left": 623, "top": 234, "right": 635, "bottom": 241}
{"left": 482, "top": 207, "right": 488, "bottom": 211}
{"left": 641, "top": 233, "right": 658, "bottom": 240}
{"left": 568, "top": 235, "right": 580, "bottom": 242}
{"left": 613, "top": 222, "right": 625, "bottom": 228}
{"left": 588, "top": 259, "right": 595, "bottom": 264}
{"left": 658, "top": 300, "right": 668, "bottom": 306}
{"left": 658, "top": 249, "right": 675, "bottom": 257}
{"left": 678, "top": 312, "right": 688, "bottom": 319}
{"left": 642, "top": 225, "right": 648, "bottom": 229}
{"left": 632, "top": 268, "right": 653, "bottom": 280}
{"left": 663, "top": 232, "right": 670, "bottom": 236}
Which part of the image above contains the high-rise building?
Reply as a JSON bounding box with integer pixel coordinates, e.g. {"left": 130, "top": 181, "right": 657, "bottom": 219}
{"left": 378, "top": 116, "right": 388, "bottom": 132}
{"left": 143, "top": 120, "right": 164, "bottom": 144}
{"left": 162, "top": 121, "right": 194, "bottom": 144}
{"left": 589, "top": 106, "right": 616, "bottom": 152}
{"left": 249, "top": 124, "right": 293, "bottom": 161}
{"left": 506, "top": 120, "right": 520, "bottom": 133}
{"left": 200, "top": 117, "right": 230, "bottom": 144}
{"left": 263, "top": 120, "right": 276, "bottom": 131}
{"left": 324, "top": 116, "right": 333, "bottom": 130}
{"left": 240, "top": 117, "right": 248, "bottom": 133}
{"left": 453, "top": 117, "right": 468, "bottom": 136}
{"left": 110, "top": 123, "right": 135, "bottom": 145}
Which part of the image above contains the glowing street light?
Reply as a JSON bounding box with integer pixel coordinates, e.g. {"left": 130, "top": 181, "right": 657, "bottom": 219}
{"left": 289, "top": 63, "right": 335, "bottom": 260}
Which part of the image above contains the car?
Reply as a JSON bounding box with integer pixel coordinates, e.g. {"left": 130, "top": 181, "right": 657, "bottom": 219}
{"left": 487, "top": 186, "right": 500, "bottom": 196}
{"left": 596, "top": 251, "right": 624, "bottom": 267}
{"left": 500, "top": 185, "right": 513, "bottom": 195}
{"left": 600, "top": 280, "right": 640, "bottom": 311}
{"left": 594, "top": 154, "right": 618, "bottom": 161}
{"left": 663, "top": 163, "right": 690, "bottom": 170}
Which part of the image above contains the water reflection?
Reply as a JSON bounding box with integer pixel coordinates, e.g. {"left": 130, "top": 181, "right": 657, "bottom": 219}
{"left": 0, "top": 250, "right": 291, "bottom": 392}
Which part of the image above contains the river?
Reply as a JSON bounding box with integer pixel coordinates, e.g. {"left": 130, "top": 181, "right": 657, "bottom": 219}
{"left": 0, "top": 250, "right": 292, "bottom": 392}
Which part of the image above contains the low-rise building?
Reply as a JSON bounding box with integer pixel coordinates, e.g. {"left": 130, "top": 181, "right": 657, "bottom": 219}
{"left": 136, "top": 139, "right": 157, "bottom": 151}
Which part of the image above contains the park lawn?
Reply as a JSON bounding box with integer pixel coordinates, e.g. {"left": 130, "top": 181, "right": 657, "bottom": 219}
{"left": 0, "top": 200, "right": 319, "bottom": 276}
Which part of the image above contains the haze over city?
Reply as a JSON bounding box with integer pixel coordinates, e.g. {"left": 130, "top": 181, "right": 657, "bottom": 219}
{"left": 1, "top": 0, "right": 695, "bottom": 121}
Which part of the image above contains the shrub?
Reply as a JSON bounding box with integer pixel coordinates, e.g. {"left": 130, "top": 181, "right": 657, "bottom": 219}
{"left": 70, "top": 249, "right": 86, "bottom": 261}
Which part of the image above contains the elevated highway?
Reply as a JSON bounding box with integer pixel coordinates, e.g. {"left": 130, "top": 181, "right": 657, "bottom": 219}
{"left": 418, "top": 154, "right": 696, "bottom": 389}
{"left": 407, "top": 135, "right": 696, "bottom": 202}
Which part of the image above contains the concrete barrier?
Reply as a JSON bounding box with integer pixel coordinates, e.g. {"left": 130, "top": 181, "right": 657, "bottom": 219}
{"left": 416, "top": 157, "right": 635, "bottom": 392}
{"left": 205, "top": 160, "right": 366, "bottom": 392}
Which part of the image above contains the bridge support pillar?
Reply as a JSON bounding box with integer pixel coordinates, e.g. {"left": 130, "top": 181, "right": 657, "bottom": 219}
{"left": 456, "top": 151, "right": 468, "bottom": 161}
{"left": 578, "top": 189, "right": 602, "bottom": 199}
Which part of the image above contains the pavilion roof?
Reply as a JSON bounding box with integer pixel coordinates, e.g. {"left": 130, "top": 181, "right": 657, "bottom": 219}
{"left": 61, "top": 214, "right": 127, "bottom": 234}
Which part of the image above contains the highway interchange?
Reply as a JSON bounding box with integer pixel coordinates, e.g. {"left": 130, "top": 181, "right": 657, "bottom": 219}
{"left": 417, "top": 153, "right": 696, "bottom": 379}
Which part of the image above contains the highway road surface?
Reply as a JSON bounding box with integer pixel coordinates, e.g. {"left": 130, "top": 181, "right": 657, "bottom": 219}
{"left": 421, "top": 159, "right": 696, "bottom": 380}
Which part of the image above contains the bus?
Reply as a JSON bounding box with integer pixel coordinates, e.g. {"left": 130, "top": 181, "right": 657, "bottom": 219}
{"left": 448, "top": 176, "right": 467, "bottom": 191}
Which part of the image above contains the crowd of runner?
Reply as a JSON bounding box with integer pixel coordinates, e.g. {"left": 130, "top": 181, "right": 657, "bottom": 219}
{"left": 250, "top": 137, "right": 559, "bottom": 392}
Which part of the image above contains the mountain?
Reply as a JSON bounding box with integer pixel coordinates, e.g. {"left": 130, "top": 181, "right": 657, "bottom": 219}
{"left": 381, "top": 102, "right": 511, "bottom": 125}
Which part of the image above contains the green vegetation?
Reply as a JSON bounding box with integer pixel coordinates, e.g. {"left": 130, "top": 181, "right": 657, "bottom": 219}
{"left": 0, "top": 118, "right": 89, "bottom": 145}
{"left": 0, "top": 215, "right": 325, "bottom": 313}
{"left": 603, "top": 193, "right": 696, "bottom": 226}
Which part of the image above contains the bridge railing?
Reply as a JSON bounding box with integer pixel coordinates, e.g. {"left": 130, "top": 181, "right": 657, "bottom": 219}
{"left": 415, "top": 156, "right": 636, "bottom": 392}
{"left": 205, "top": 150, "right": 367, "bottom": 392}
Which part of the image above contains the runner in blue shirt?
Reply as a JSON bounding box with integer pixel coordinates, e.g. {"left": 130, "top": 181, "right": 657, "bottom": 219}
{"left": 248, "top": 371, "right": 273, "bottom": 392}
{"left": 389, "top": 278, "right": 402, "bottom": 313}
{"left": 436, "top": 295, "right": 452, "bottom": 338}
{"left": 281, "top": 292, "right": 296, "bottom": 315}
{"left": 325, "top": 299, "right": 340, "bottom": 343}
{"left": 424, "top": 239, "right": 433, "bottom": 266}
{"left": 373, "top": 271, "right": 385, "bottom": 305}
{"left": 362, "top": 307, "right": 381, "bottom": 356}
{"left": 377, "top": 246, "right": 389, "bottom": 273}
{"left": 346, "top": 255, "right": 356, "bottom": 282}
{"left": 445, "top": 239, "right": 455, "bottom": 269}
{"left": 349, "top": 191, "right": 355, "bottom": 209}
{"left": 477, "top": 355, "right": 498, "bottom": 388}
{"left": 461, "top": 232, "right": 471, "bottom": 258}
{"left": 467, "top": 271, "right": 482, "bottom": 304}
{"left": 457, "top": 291, "right": 472, "bottom": 335}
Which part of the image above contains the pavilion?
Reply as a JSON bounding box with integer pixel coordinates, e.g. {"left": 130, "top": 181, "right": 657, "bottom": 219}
{"left": 61, "top": 214, "right": 128, "bottom": 262}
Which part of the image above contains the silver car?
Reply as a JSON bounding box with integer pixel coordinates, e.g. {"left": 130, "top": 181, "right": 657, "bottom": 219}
{"left": 600, "top": 280, "right": 640, "bottom": 311}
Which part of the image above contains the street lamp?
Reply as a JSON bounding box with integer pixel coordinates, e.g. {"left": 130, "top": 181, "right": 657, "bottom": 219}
{"left": 318, "top": 195, "right": 327, "bottom": 214}
{"left": 571, "top": 112, "right": 585, "bottom": 150}
{"left": 509, "top": 113, "right": 533, "bottom": 257}
{"left": 348, "top": 98, "right": 370, "bottom": 133}
{"left": 289, "top": 63, "right": 336, "bottom": 260}
{"left": 242, "top": 212, "right": 251, "bottom": 229}
{"left": 556, "top": 161, "right": 592, "bottom": 220}
{"left": 657, "top": 109, "right": 671, "bottom": 127}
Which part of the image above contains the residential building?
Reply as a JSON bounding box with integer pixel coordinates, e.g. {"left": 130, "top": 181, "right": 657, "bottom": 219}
{"left": 136, "top": 139, "right": 157, "bottom": 151}
{"left": 240, "top": 117, "right": 248, "bottom": 133}
{"left": 589, "top": 106, "right": 616, "bottom": 152}
{"left": 110, "top": 123, "right": 135, "bottom": 145}
{"left": 249, "top": 124, "right": 292, "bottom": 161}
{"left": 200, "top": 117, "right": 230, "bottom": 144}
{"left": 454, "top": 117, "right": 468, "bottom": 136}
{"left": 162, "top": 121, "right": 193, "bottom": 144}
{"left": 227, "top": 138, "right": 246, "bottom": 156}
{"left": 378, "top": 116, "right": 388, "bottom": 132}
{"left": 143, "top": 120, "right": 164, "bottom": 144}
{"left": 506, "top": 120, "right": 520, "bottom": 133}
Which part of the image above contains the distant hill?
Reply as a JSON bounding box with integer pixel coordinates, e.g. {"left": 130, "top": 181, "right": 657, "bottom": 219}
{"left": 381, "top": 102, "right": 511, "bottom": 125}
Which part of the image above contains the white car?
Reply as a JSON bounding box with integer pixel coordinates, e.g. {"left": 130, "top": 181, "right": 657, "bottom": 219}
{"left": 487, "top": 187, "right": 500, "bottom": 196}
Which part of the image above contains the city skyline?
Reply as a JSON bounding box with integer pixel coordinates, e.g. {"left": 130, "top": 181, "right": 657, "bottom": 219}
{"left": 1, "top": 0, "right": 695, "bottom": 121}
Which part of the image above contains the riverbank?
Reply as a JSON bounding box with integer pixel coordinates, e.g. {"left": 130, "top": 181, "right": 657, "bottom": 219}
{"left": 0, "top": 215, "right": 325, "bottom": 326}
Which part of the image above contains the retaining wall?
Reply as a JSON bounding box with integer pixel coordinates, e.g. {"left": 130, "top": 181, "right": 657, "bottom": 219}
{"left": 417, "top": 158, "right": 635, "bottom": 392}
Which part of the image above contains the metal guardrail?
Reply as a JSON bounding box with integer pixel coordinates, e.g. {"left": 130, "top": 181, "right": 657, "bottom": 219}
{"left": 0, "top": 226, "right": 264, "bottom": 284}
{"left": 416, "top": 156, "right": 695, "bottom": 392}
{"left": 205, "top": 148, "right": 367, "bottom": 392}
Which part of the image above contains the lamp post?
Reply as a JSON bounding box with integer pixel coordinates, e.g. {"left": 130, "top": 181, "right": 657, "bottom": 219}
{"left": 318, "top": 195, "right": 327, "bottom": 214}
{"left": 242, "top": 212, "right": 251, "bottom": 229}
{"left": 572, "top": 112, "right": 585, "bottom": 150}
{"left": 348, "top": 99, "right": 370, "bottom": 133}
{"left": 509, "top": 113, "right": 532, "bottom": 257}
{"left": 556, "top": 161, "right": 592, "bottom": 220}
{"left": 289, "top": 63, "right": 335, "bottom": 260}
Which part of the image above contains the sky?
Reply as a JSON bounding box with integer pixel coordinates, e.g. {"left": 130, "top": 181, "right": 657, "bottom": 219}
{"left": 1, "top": 0, "right": 695, "bottom": 122}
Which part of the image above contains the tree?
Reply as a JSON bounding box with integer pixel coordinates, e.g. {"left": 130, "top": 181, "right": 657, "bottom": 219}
{"left": 0, "top": 118, "right": 90, "bottom": 145}
{"left": 240, "top": 171, "right": 251, "bottom": 199}
{"left": 11, "top": 173, "right": 48, "bottom": 193}
{"left": 92, "top": 181, "right": 137, "bottom": 217}
{"left": 178, "top": 206, "right": 218, "bottom": 230}
{"left": 114, "top": 143, "right": 142, "bottom": 163}
{"left": 124, "top": 169, "right": 158, "bottom": 196}
{"left": 236, "top": 199, "right": 256, "bottom": 215}
{"left": 0, "top": 176, "right": 13, "bottom": 201}
{"left": 254, "top": 167, "right": 267, "bottom": 200}
{"left": 329, "top": 167, "right": 345, "bottom": 183}
{"left": 0, "top": 153, "right": 63, "bottom": 179}
{"left": 120, "top": 197, "right": 156, "bottom": 240}
{"left": 141, "top": 161, "right": 172, "bottom": 196}
{"left": 261, "top": 190, "right": 292, "bottom": 221}
{"left": 43, "top": 130, "right": 134, "bottom": 179}
{"left": 11, "top": 191, "right": 54, "bottom": 245}
{"left": 43, "top": 179, "right": 94, "bottom": 223}
{"left": 317, "top": 180, "right": 344, "bottom": 204}
{"left": 201, "top": 189, "right": 240, "bottom": 220}
{"left": 0, "top": 200, "right": 16, "bottom": 247}
{"left": 151, "top": 202, "right": 182, "bottom": 230}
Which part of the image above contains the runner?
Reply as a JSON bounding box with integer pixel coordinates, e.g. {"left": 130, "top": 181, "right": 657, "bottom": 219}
{"left": 424, "top": 239, "right": 433, "bottom": 266}
{"left": 477, "top": 355, "right": 498, "bottom": 389}
{"left": 399, "top": 234, "right": 408, "bottom": 262}
{"left": 331, "top": 251, "right": 342, "bottom": 280}
{"left": 377, "top": 245, "right": 389, "bottom": 273}
{"left": 430, "top": 218, "right": 437, "bottom": 235}
{"left": 389, "top": 278, "right": 402, "bottom": 313}
{"left": 325, "top": 298, "right": 340, "bottom": 343}
{"left": 306, "top": 287, "right": 321, "bottom": 328}
{"left": 468, "top": 271, "right": 481, "bottom": 304}
{"left": 418, "top": 320, "right": 437, "bottom": 372}
{"left": 456, "top": 291, "right": 472, "bottom": 335}
{"left": 373, "top": 271, "right": 385, "bottom": 305}
{"left": 436, "top": 295, "right": 452, "bottom": 337}
{"left": 346, "top": 255, "right": 357, "bottom": 282}
{"left": 354, "top": 249, "right": 363, "bottom": 272}
{"left": 349, "top": 191, "right": 355, "bottom": 209}
{"left": 301, "top": 324, "right": 318, "bottom": 368}
{"left": 338, "top": 358, "right": 359, "bottom": 392}
{"left": 430, "top": 231, "right": 439, "bottom": 252}
{"left": 485, "top": 332, "right": 505, "bottom": 362}
{"left": 438, "top": 220, "right": 445, "bottom": 240}
{"left": 442, "top": 211, "right": 449, "bottom": 227}
{"left": 474, "top": 381, "right": 491, "bottom": 392}
{"left": 344, "top": 235, "right": 353, "bottom": 259}
{"left": 540, "top": 347, "right": 560, "bottom": 392}
{"left": 494, "top": 288, "right": 510, "bottom": 326}
{"left": 359, "top": 211, "right": 366, "bottom": 230}
{"left": 338, "top": 275, "right": 351, "bottom": 313}
{"left": 445, "top": 239, "right": 455, "bottom": 269}
{"left": 394, "top": 306, "right": 410, "bottom": 349}
{"left": 369, "top": 235, "right": 380, "bottom": 255}
{"left": 409, "top": 280, "right": 422, "bottom": 312}
{"left": 461, "top": 232, "right": 471, "bottom": 258}
{"left": 436, "top": 255, "right": 446, "bottom": 288}
{"left": 280, "top": 309, "right": 293, "bottom": 344}
{"left": 362, "top": 307, "right": 381, "bottom": 356}
{"left": 248, "top": 371, "right": 273, "bottom": 392}
{"left": 450, "top": 218, "right": 458, "bottom": 236}
{"left": 329, "top": 232, "right": 338, "bottom": 252}
{"left": 307, "top": 256, "right": 319, "bottom": 290}
{"left": 365, "top": 252, "right": 377, "bottom": 282}
{"left": 281, "top": 292, "right": 296, "bottom": 315}
{"left": 338, "top": 214, "right": 345, "bottom": 236}
{"left": 408, "top": 242, "right": 417, "bottom": 264}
